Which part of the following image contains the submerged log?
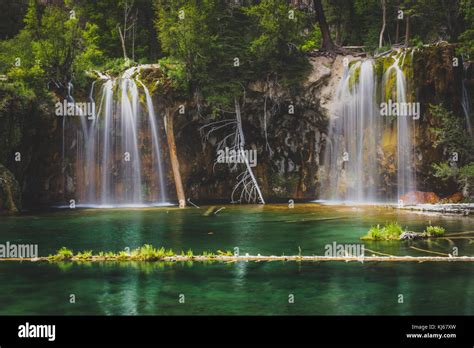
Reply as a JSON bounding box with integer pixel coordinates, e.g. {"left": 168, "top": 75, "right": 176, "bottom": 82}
{"left": 1, "top": 255, "right": 474, "bottom": 263}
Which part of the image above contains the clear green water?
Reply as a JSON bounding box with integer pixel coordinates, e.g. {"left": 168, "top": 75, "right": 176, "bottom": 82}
{"left": 0, "top": 204, "right": 473, "bottom": 315}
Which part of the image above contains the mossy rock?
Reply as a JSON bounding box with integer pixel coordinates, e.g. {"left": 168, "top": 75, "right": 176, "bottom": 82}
{"left": 0, "top": 163, "right": 21, "bottom": 214}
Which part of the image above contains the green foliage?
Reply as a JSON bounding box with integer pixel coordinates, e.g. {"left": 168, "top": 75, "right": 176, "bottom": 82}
{"left": 105, "top": 251, "right": 116, "bottom": 259}
{"left": 300, "top": 25, "right": 322, "bottom": 53}
{"left": 158, "top": 56, "right": 188, "bottom": 91}
{"left": 202, "top": 251, "right": 216, "bottom": 258}
{"left": 361, "top": 225, "right": 383, "bottom": 241}
{"left": 117, "top": 251, "right": 130, "bottom": 260}
{"left": 75, "top": 250, "right": 93, "bottom": 260}
{"left": 459, "top": 163, "right": 474, "bottom": 186}
{"left": 0, "top": 0, "right": 103, "bottom": 91}
{"left": 424, "top": 225, "right": 445, "bottom": 236}
{"left": 155, "top": 0, "right": 309, "bottom": 106}
{"left": 75, "top": 0, "right": 161, "bottom": 61}
{"left": 136, "top": 244, "right": 159, "bottom": 260}
{"left": 409, "top": 36, "right": 424, "bottom": 49}
{"left": 433, "top": 161, "right": 474, "bottom": 197}
{"left": 45, "top": 245, "right": 236, "bottom": 262}
{"left": 432, "top": 162, "right": 457, "bottom": 181}
{"left": 25, "top": 1, "right": 103, "bottom": 88}
{"left": 243, "top": 0, "right": 309, "bottom": 85}
{"left": 458, "top": 0, "right": 474, "bottom": 57}
{"left": 100, "top": 58, "right": 135, "bottom": 76}
{"left": 217, "top": 250, "right": 233, "bottom": 256}
{"left": 429, "top": 103, "right": 474, "bottom": 196}
{"left": 48, "top": 247, "right": 74, "bottom": 261}
{"left": 361, "top": 222, "right": 404, "bottom": 241}
{"left": 429, "top": 104, "right": 474, "bottom": 163}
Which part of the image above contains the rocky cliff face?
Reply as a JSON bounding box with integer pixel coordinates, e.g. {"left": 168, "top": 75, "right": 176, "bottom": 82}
{"left": 166, "top": 56, "right": 345, "bottom": 202}
{"left": 0, "top": 163, "right": 21, "bottom": 214}
{"left": 1, "top": 44, "right": 469, "bottom": 208}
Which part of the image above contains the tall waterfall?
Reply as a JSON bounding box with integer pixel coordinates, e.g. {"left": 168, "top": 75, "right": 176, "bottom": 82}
{"left": 323, "top": 60, "right": 380, "bottom": 202}
{"left": 73, "top": 68, "right": 168, "bottom": 207}
{"left": 383, "top": 53, "right": 416, "bottom": 202}
{"left": 322, "top": 51, "right": 416, "bottom": 203}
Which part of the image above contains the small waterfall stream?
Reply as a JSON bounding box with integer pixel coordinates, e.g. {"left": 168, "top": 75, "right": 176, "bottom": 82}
{"left": 383, "top": 53, "right": 416, "bottom": 202}
{"left": 461, "top": 56, "right": 473, "bottom": 137}
{"left": 72, "top": 68, "right": 168, "bottom": 207}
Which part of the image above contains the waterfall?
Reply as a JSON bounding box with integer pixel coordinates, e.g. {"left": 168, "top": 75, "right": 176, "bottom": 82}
{"left": 322, "top": 60, "right": 380, "bottom": 202}
{"left": 461, "top": 56, "right": 473, "bottom": 137}
{"left": 383, "top": 53, "right": 416, "bottom": 202}
{"left": 72, "top": 68, "right": 169, "bottom": 207}
{"left": 322, "top": 51, "right": 416, "bottom": 203}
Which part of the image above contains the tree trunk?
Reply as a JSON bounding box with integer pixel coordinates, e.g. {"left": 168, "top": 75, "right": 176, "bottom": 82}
{"left": 378, "top": 0, "right": 386, "bottom": 48}
{"left": 395, "top": 0, "right": 400, "bottom": 44}
{"left": 395, "top": 17, "right": 400, "bottom": 44}
{"left": 313, "top": 0, "right": 335, "bottom": 51}
{"left": 234, "top": 98, "right": 265, "bottom": 204}
{"left": 165, "top": 108, "right": 186, "bottom": 208}
{"left": 335, "top": 23, "right": 341, "bottom": 46}
{"left": 404, "top": 14, "right": 411, "bottom": 46}
{"left": 118, "top": 26, "right": 128, "bottom": 60}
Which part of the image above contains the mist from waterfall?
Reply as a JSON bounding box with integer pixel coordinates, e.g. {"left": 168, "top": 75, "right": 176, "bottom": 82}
{"left": 322, "top": 52, "right": 416, "bottom": 203}
{"left": 73, "top": 69, "right": 168, "bottom": 207}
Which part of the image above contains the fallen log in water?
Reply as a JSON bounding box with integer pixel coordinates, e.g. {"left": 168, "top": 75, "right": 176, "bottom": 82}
{"left": 1, "top": 255, "right": 474, "bottom": 263}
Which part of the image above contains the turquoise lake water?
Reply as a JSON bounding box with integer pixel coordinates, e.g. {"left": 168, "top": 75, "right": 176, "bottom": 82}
{"left": 0, "top": 204, "right": 473, "bottom": 315}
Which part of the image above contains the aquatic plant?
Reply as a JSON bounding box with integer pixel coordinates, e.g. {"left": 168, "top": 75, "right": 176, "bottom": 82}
{"left": 361, "top": 222, "right": 404, "bottom": 241}
{"left": 48, "top": 247, "right": 74, "bottom": 261}
{"left": 105, "top": 251, "right": 116, "bottom": 259}
{"left": 361, "top": 225, "right": 383, "bottom": 241}
{"left": 75, "top": 250, "right": 93, "bottom": 260}
{"left": 136, "top": 244, "right": 159, "bottom": 261}
{"left": 217, "top": 250, "right": 233, "bottom": 256}
{"left": 202, "top": 251, "right": 216, "bottom": 258}
{"left": 424, "top": 225, "right": 445, "bottom": 237}
{"left": 116, "top": 251, "right": 129, "bottom": 260}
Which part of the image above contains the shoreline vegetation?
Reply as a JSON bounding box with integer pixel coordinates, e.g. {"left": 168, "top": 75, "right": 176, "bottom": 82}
{"left": 0, "top": 244, "right": 473, "bottom": 263}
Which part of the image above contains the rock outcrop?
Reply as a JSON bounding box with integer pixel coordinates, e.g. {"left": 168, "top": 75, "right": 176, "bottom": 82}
{"left": 0, "top": 164, "right": 21, "bottom": 214}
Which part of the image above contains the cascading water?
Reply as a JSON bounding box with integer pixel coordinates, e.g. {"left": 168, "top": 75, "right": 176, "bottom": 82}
{"left": 461, "top": 56, "right": 473, "bottom": 137}
{"left": 323, "top": 60, "right": 380, "bottom": 202}
{"left": 383, "top": 53, "right": 416, "bottom": 202}
{"left": 73, "top": 67, "right": 168, "bottom": 207}
{"left": 322, "top": 51, "right": 416, "bottom": 203}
